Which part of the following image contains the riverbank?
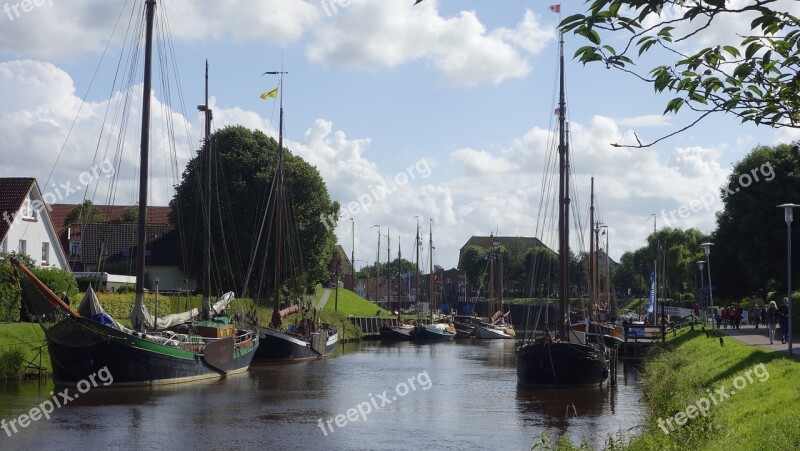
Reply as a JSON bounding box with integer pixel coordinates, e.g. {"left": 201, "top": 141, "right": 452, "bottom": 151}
{"left": 623, "top": 327, "right": 800, "bottom": 450}
{"left": 0, "top": 323, "right": 50, "bottom": 378}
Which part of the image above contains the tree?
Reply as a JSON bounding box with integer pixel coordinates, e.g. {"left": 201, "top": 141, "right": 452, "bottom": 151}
{"left": 63, "top": 199, "right": 107, "bottom": 226}
{"left": 522, "top": 246, "right": 558, "bottom": 297}
{"left": 170, "top": 125, "right": 338, "bottom": 299}
{"left": 713, "top": 143, "right": 799, "bottom": 299}
{"left": 118, "top": 206, "right": 138, "bottom": 222}
{"left": 562, "top": 0, "right": 800, "bottom": 144}
{"left": 459, "top": 245, "right": 488, "bottom": 296}
{"left": 613, "top": 251, "right": 645, "bottom": 298}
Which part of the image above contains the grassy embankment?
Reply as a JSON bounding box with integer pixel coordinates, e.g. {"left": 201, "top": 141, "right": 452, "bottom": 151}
{"left": 539, "top": 326, "right": 800, "bottom": 450}
{"left": 0, "top": 322, "right": 50, "bottom": 377}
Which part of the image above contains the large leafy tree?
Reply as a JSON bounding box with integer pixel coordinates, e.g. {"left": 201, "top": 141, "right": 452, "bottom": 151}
{"left": 170, "top": 125, "right": 338, "bottom": 299}
{"left": 713, "top": 143, "right": 799, "bottom": 299}
{"left": 459, "top": 245, "right": 488, "bottom": 296}
{"left": 561, "top": 0, "right": 800, "bottom": 142}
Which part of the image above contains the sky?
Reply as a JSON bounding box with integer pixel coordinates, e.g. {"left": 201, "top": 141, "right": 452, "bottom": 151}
{"left": 1, "top": 0, "right": 799, "bottom": 272}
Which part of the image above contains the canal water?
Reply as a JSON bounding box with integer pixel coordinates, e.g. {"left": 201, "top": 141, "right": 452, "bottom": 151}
{"left": 0, "top": 340, "right": 645, "bottom": 450}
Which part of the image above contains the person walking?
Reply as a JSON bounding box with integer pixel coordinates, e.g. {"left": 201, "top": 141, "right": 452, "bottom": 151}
{"left": 766, "top": 301, "right": 780, "bottom": 344}
{"left": 751, "top": 305, "right": 760, "bottom": 329}
{"left": 778, "top": 297, "right": 790, "bottom": 344}
{"left": 735, "top": 304, "right": 743, "bottom": 329}
{"left": 761, "top": 304, "right": 767, "bottom": 327}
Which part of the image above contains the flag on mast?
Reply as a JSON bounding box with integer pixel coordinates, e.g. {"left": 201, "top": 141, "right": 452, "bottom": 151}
{"left": 260, "top": 87, "right": 278, "bottom": 100}
{"left": 549, "top": 4, "right": 561, "bottom": 13}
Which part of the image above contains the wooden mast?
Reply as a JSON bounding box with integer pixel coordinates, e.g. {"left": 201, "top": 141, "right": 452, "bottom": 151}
{"left": 270, "top": 74, "right": 286, "bottom": 328}
{"left": 199, "top": 60, "right": 213, "bottom": 320}
{"left": 557, "top": 32, "right": 569, "bottom": 338}
{"left": 132, "top": 0, "right": 156, "bottom": 330}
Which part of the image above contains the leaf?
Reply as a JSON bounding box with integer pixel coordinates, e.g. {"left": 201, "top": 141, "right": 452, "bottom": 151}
{"left": 587, "top": 28, "right": 602, "bottom": 45}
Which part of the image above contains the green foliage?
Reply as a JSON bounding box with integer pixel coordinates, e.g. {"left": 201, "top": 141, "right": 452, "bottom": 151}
{"left": 523, "top": 246, "right": 558, "bottom": 297}
{"left": 358, "top": 258, "right": 418, "bottom": 281}
{"left": 118, "top": 205, "right": 138, "bottom": 222}
{"left": 0, "top": 347, "right": 26, "bottom": 379}
{"left": 459, "top": 245, "right": 488, "bottom": 294}
{"left": 561, "top": 1, "right": 800, "bottom": 132}
{"left": 323, "top": 288, "right": 390, "bottom": 317}
{"left": 63, "top": 199, "right": 107, "bottom": 226}
{"left": 714, "top": 143, "right": 798, "bottom": 299}
{"left": 170, "top": 125, "right": 338, "bottom": 297}
{"left": 0, "top": 253, "right": 76, "bottom": 322}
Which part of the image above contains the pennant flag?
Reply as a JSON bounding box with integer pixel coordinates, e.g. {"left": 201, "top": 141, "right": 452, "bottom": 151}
{"left": 645, "top": 271, "right": 655, "bottom": 314}
{"left": 549, "top": 4, "right": 561, "bottom": 13}
{"left": 260, "top": 87, "right": 278, "bottom": 100}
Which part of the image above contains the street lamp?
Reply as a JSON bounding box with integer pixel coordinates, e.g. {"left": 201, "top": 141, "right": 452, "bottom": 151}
{"left": 701, "top": 242, "right": 714, "bottom": 330}
{"left": 697, "top": 260, "right": 705, "bottom": 325}
{"left": 778, "top": 203, "right": 799, "bottom": 355}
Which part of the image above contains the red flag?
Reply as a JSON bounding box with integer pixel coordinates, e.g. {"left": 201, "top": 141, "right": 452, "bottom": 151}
{"left": 554, "top": 108, "right": 561, "bottom": 116}
{"left": 549, "top": 4, "right": 560, "bottom": 13}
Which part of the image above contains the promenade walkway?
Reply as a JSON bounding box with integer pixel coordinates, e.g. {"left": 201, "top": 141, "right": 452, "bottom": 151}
{"left": 716, "top": 323, "right": 797, "bottom": 354}
{"left": 316, "top": 288, "right": 332, "bottom": 309}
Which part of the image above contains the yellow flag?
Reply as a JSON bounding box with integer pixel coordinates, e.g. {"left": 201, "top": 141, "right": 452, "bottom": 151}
{"left": 260, "top": 87, "right": 278, "bottom": 100}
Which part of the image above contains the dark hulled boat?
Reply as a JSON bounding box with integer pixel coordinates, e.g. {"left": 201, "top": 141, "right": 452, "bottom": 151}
{"left": 253, "top": 72, "right": 338, "bottom": 360}
{"left": 516, "top": 33, "right": 608, "bottom": 388}
{"left": 11, "top": 0, "right": 259, "bottom": 386}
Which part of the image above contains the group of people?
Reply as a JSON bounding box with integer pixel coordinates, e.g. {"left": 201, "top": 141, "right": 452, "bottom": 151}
{"left": 729, "top": 298, "right": 791, "bottom": 345}
{"left": 717, "top": 304, "right": 745, "bottom": 329}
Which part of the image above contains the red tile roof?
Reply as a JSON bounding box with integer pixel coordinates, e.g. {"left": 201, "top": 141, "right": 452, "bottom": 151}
{"left": 49, "top": 203, "right": 172, "bottom": 231}
{"left": 0, "top": 178, "right": 35, "bottom": 242}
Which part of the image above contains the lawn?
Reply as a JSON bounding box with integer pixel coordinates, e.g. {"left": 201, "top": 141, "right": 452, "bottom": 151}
{"left": 321, "top": 287, "right": 390, "bottom": 317}
{"left": 0, "top": 322, "right": 51, "bottom": 376}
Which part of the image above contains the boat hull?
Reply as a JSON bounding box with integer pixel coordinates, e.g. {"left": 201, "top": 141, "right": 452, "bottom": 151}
{"left": 413, "top": 324, "right": 456, "bottom": 341}
{"left": 516, "top": 340, "right": 608, "bottom": 388}
{"left": 255, "top": 326, "right": 338, "bottom": 360}
{"left": 473, "top": 323, "right": 515, "bottom": 339}
{"left": 45, "top": 317, "right": 258, "bottom": 387}
{"left": 379, "top": 325, "right": 414, "bottom": 341}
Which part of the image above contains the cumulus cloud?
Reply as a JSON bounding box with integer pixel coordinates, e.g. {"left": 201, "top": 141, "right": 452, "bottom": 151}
{"left": 0, "top": 0, "right": 320, "bottom": 59}
{"left": 307, "top": 2, "right": 553, "bottom": 86}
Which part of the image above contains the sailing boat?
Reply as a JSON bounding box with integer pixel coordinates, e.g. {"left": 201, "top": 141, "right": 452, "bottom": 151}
{"left": 254, "top": 73, "right": 339, "bottom": 360}
{"left": 516, "top": 34, "right": 609, "bottom": 388}
{"left": 413, "top": 219, "right": 456, "bottom": 340}
{"left": 474, "top": 250, "right": 516, "bottom": 339}
{"left": 379, "top": 232, "right": 415, "bottom": 341}
{"left": 570, "top": 178, "right": 624, "bottom": 348}
{"left": 11, "top": 0, "right": 258, "bottom": 386}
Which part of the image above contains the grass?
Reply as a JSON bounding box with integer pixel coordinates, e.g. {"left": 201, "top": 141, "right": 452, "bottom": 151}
{"left": 0, "top": 322, "right": 51, "bottom": 376}
{"left": 622, "top": 328, "right": 800, "bottom": 450}
{"left": 322, "top": 287, "right": 391, "bottom": 317}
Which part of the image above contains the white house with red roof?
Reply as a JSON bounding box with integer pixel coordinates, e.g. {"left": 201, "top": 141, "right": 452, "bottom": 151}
{"left": 0, "top": 178, "right": 68, "bottom": 269}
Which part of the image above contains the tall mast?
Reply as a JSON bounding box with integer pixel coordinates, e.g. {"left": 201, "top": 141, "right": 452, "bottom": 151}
{"left": 397, "top": 236, "right": 402, "bottom": 314}
{"left": 270, "top": 73, "right": 286, "bottom": 328}
{"left": 199, "top": 60, "right": 213, "bottom": 320}
{"left": 589, "top": 177, "right": 595, "bottom": 308}
{"left": 386, "top": 227, "right": 390, "bottom": 306}
{"left": 415, "top": 217, "right": 420, "bottom": 305}
{"left": 428, "top": 219, "right": 434, "bottom": 315}
{"left": 557, "top": 32, "right": 569, "bottom": 337}
{"left": 132, "top": 0, "right": 156, "bottom": 329}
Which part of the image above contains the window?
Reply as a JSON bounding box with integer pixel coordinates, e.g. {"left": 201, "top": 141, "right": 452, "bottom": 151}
{"left": 18, "top": 239, "right": 26, "bottom": 255}
{"left": 69, "top": 241, "right": 80, "bottom": 256}
{"left": 41, "top": 242, "right": 49, "bottom": 265}
{"left": 21, "top": 195, "right": 37, "bottom": 221}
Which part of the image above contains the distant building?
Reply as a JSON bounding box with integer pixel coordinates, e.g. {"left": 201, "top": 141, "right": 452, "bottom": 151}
{"left": 0, "top": 178, "right": 68, "bottom": 269}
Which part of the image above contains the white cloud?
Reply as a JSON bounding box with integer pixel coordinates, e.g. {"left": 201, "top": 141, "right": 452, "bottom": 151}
{"left": 617, "top": 115, "right": 671, "bottom": 128}
{"left": 306, "top": 1, "right": 551, "bottom": 86}
{"left": 0, "top": 0, "right": 320, "bottom": 59}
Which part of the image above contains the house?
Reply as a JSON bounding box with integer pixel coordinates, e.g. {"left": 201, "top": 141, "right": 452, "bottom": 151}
{"left": 48, "top": 203, "right": 189, "bottom": 291}
{"left": 0, "top": 178, "right": 68, "bottom": 269}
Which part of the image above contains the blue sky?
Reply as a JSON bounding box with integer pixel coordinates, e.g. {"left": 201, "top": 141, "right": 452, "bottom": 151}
{"left": 1, "top": 0, "right": 797, "bottom": 271}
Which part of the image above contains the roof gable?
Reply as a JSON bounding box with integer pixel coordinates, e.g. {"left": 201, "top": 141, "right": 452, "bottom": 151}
{"left": 0, "top": 178, "right": 35, "bottom": 242}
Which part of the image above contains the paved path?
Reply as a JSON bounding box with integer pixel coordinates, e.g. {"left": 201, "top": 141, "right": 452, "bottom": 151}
{"left": 716, "top": 323, "right": 797, "bottom": 354}
{"left": 316, "top": 288, "right": 332, "bottom": 309}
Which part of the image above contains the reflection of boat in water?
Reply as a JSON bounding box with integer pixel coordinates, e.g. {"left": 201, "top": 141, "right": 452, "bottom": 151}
{"left": 516, "top": 384, "right": 610, "bottom": 431}
{"left": 515, "top": 33, "right": 608, "bottom": 389}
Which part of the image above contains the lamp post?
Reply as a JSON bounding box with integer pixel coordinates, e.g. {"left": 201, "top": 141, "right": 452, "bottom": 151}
{"left": 778, "top": 203, "right": 799, "bottom": 355}
{"left": 697, "top": 260, "right": 705, "bottom": 325}
{"left": 701, "top": 242, "right": 714, "bottom": 330}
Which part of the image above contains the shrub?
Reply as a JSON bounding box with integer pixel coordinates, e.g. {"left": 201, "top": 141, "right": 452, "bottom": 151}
{"left": 0, "top": 347, "right": 26, "bottom": 379}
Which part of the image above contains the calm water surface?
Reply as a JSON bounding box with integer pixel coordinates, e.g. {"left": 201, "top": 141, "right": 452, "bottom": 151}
{"left": 0, "top": 340, "right": 645, "bottom": 450}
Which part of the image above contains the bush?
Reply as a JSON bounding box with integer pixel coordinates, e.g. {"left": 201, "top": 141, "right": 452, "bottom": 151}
{"left": 681, "top": 293, "right": 695, "bottom": 301}
{"left": 0, "top": 253, "right": 77, "bottom": 321}
{"left": 0, "top": 347, "right": 26, "bottom": 379}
